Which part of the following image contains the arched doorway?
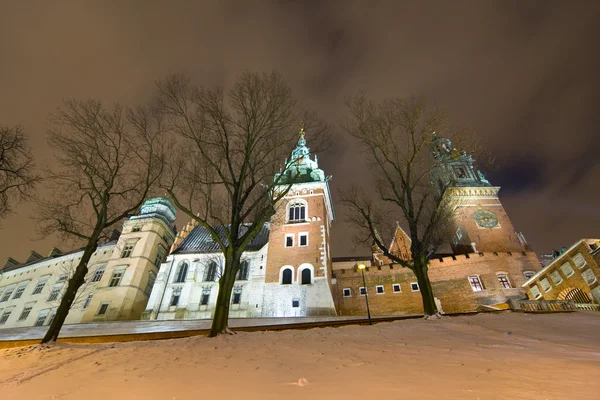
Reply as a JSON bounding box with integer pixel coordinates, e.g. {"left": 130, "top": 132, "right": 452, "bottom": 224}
{"left": 557, "top": 287, "right": 592, "bottom": 303}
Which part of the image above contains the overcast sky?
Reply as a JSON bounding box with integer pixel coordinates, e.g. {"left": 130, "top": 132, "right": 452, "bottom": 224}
{"left": 1, "top": 0, "right": 598, "bottom": 263}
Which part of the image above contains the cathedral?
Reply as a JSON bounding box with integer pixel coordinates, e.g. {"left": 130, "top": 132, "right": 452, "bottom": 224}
{"left": 142, "top": 130, "right": 542, "bottom": 320}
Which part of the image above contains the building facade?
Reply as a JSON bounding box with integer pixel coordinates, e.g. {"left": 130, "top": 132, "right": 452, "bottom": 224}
{"left": 0, "top": 197, "right": 176, "bottom": 330}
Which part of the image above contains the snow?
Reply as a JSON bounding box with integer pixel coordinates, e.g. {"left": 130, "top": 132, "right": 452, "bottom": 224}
{"left": 1, "top": 312, "right": 600, "bottom": 399}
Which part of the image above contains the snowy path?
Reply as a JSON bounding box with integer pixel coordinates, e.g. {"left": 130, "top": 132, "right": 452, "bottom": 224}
{"left": 1, "top": 312, "right": 599, "bottom": 399}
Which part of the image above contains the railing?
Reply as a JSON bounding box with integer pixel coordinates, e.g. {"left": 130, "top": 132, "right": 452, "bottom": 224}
{"left": 575, "top": 303, "right": 600, "bottom": 311}
{"left": 517, "top": 300, "right": 575, "bottom": 312}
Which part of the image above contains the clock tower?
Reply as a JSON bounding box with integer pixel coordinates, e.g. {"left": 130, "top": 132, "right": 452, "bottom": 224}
{"left": 430, "top": 133, "right": 529, "bottom": 254}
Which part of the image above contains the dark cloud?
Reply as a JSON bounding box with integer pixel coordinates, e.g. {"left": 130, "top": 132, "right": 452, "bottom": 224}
{"left": 0, "top": 0, "right": 598, "bottom": 263}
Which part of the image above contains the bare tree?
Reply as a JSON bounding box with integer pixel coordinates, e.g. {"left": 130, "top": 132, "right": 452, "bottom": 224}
{"left": 158, "top": 71, "right": 328, "bottom": 336}
{"left": 0, "top": 125, "right": 39, "bottom": 219}
{"left": 36, "top": 99, "right": 167, "bottom": 343}
{"left": 340, "top": 95, "right": 484, "bottom": 318}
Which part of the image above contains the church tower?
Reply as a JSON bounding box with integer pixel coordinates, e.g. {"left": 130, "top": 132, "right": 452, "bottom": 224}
{"left": 430, "top": 134, "right": 530, "bottom": 254}
{"left": 261, "top": 127, "right": 337, "bottom": 317}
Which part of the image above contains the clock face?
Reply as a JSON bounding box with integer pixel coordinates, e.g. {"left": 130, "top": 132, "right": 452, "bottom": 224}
{"left": 473, "top": 209, "right": 499, "bottom": 228}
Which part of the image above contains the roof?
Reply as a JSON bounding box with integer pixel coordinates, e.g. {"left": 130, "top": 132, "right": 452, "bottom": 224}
{"left": 173, "top": 223, "right": 270, "bottom": 254}
{"left": 332, "top": 256, "right": 372, "bottom": 263}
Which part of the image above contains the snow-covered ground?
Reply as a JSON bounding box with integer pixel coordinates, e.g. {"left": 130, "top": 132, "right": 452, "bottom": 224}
{"left": 1, "top": 312, "right": 599, "bottom": 399}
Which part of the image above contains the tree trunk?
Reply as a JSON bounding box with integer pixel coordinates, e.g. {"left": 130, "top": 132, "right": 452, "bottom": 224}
{"left": 41, "top": 240, "right": 99, "bottom": 344}
{"left": 413, "top": 255, "right": 438, "bottom": 317}
{"left": 208, "top": 250, "right": 240, "bottom": 337}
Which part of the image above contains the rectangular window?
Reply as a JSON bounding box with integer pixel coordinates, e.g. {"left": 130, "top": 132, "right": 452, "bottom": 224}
{"left": 145, "top": 272, "right": 156, "bottom": 296}
{"left": 530, "top": 285, "right": 542, "bottom": 299}
{"left": 549, "top": 270, "right": 563, "bottom": 285}
{"left": 91, "top": 266, "right": 105, "bottom": 283}
{"left": 82, "top": 295, "right": 93, "bottom": 309}
{"left": 170, "top": 290, "right": 181, "bottom": 307}
{"left": 155, "top": 248, "right": 165, "bottom": 267}
{"left": 581, "top": 269, "right": 597, "bottom": 286}
{"left": 18, "top": 306, "right": 33, "bottom": 321}
{"left": 121, "top": 242, "right": 135, "bottom": 258}
{"left": 32, "top": 277, "right": 49, "bottom": 295}
{"left": 376, "top": 285, "right": 384, "bottom": 294}
{"left": 132, "top": 227, "right": 141, "bottom": 232}
{"left": 48, "top": 310, "right": 56, "bottom": 326}
{"left": 232, "top": 292, "right": 241, "bottom": 304}
{"left": 393, "top": 284, "right": 401, "bottom": 293}
{"left": 410, "top": 282, "right": 420, "bottom": 292}
{"left": 200, "top": 294, "right": 210, "bottom": 306}
{"left": 57, "top": 274, "right": 68, "bottom": 282}
{"left": 0, "top": 310, "right": 13, "bottom": 324}
{"left": 523, "top": 271, "right": 535, "bottom": 280}
{"left": 34, "top": 310, "right": 49, "bottom": 326}
{"left": 292, "top": 300, "right": 300, "bottom": 308}
{"left": 109, "top": 271, "right": 124, "bottom": 287}
{"left": 359, "top": 287, "right": 366, "bottom": 296}
{"left": 560, "top": 262, "right": 575, "bottom": 277}
{"left": 299, "top": 233, "right": 308, "bottom": 247}
{"left": 343, "top": 288, "right": 351, "bottom": 297}
{"left": 96, "top": 303, "right": 109, "bottom": 316}
{"left": 468, "top": 276, "right": 484, "bottom": 292}
{"left": 285, "top": 234, "right": 294, "bottom": 248}
{"left": 47, "top": 284, "right": 63, "bottom": 301}
{"left": 12, "top": 282, "right": 29, "bottom": 300}
{"left": 1, "top": 286, "right": 15, "bottom": 302}
{"left": 572, "top": 253, "right": 586, "bottom": 269}
{"left": 540, "top": 278, "right": 552, "bottom": 292}
{"left": 497, "top": 274, "right": 511, "bottom": 289}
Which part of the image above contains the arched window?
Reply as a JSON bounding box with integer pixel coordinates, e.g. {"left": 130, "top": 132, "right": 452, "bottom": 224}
{"left": 288, "top": 201, "right": 306, "bottom": 223}
{"left": 301, "top": 268, "right": 312, "bottom": 285}
{"left": 174, "top": 261, "right": 188, "bottom": 283}
{"left": 237, "top": 260, "right": 249, "bottom": 281}
{"left": 281, "top": 268, "right": 293, "bottom": 285}
{"left": 204, "top": 261, "right": 218, "bottom": 282}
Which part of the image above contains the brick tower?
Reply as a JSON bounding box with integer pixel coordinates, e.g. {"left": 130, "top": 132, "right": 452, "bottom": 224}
{"left": 261, "top": 127, "right": 337, "bottom": 317}
{"left": 430, "top": 134, "right": 530, "bottom": 254}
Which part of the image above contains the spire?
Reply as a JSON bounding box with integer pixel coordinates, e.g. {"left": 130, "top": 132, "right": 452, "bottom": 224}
{"left": 298, "top": 121, "right": 306, "bottom": 147}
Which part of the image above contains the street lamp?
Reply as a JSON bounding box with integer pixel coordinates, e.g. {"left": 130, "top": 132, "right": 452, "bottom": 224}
{"left": 358, "top": 263, "right": 372, "bottom": 325}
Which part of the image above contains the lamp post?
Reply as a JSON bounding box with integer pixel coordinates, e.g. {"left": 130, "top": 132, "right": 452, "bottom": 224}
{"left": 358, "top": 263, "right": 372, "bottom": 325}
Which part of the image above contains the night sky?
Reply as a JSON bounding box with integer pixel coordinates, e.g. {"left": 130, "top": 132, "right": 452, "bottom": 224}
{"left": 1, "top": 1, "right": 598, "bottom": 263}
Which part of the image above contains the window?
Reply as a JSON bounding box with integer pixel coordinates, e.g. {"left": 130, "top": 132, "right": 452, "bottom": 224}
{"left": 47, "top": 284, "right": 63, "bottom": 301}
{"left": 410, "top": 282, "right": 420, "bottom": 292}
{"left": 288, "top": 201, "right": 306, "bottom": 223}
{"left": 393, "top": 284, "right": 401, "bottom": 293}
{"left": 0, "top": 309, "right": 12, "bottom": 324}
{"left": 359, "top": 287, "right": 366, "bottom": 296}
{"left": 468, "top": 276, "right": 484, "bottom": 292}
{"left": 96, "top": 303, "right": 109, "bottom": 315}
{"left": 121, "top": 242, "right": 135, "bottom": 258}
{"left": 174, "top": 261, "right": 189, "bottom": 283}
{"left": 109, "top": 271, "right": 124, "bottom": 287}
{"left": 232, "top": 292, "right": 241, "bottom": 305}
{"left": 57, "top": 274, "right": 68, "bottom": 282}
{"left": 132, "top": 226, "right": 141, "bottom": 232}
{"left": 48, "top": 310, "right": 56, "bottom": 326}
{"left": 155, "top": 247, "right": 165, "bottom": 267}
{"left": 281, "top": 268, "right": 293, "bottom": 285}
{"left": 375, "top": 285, "right": 384, "bottom": 294}
{"left": 205, "top": 262, "right": 218, "bottom": 282}
{"left": 523, "top": 271, "right": 535, "bottom": 280}
{"left": 18, "top": 306, "right": 33, "bottom": 321}
{"left": 497, "top": 274, "right": 511, "bottom": 289}
{"left": 456, "top": 227, "right": 463, "bottom": 241}
{"left": 540, "top": 278, "right": 552, "bottom": 292}
{"left": 454, "top": 166, "right": 468, "bottom": 179}
{"left": 146, "top": 272, "right": 156, "bottom": 295}
{"left": 1, "top": 286, "right": 15, "bottom": 302}
{"left": 200, "top": 293, "right": 210, "bottom": 306}
{"left": 237, "top": 261, "right": 249, "bottom": 281}
{"left": 170, "top": 289, "right": 181, "bottom": 306}
{"left": 343, "top": 288, "right": 351, "bottom": 297}
{"left": 12, "top": 282, "right": 29, "bottom": 300}
{"left": 560, "top": 262, "right": 575, "bottom": 277}
{"left": 581, "top": 269, "right": 598, "bottom": 286}
{"left": 549, "top": 270, "right": 563, "bottom": 285}
{"left": 299, "top": 233, "right": 308, "bottom": 247}
{"left": 529, "top": 285, "right": 542, "bottom": 299}
{"left": 82, "top": 295, "right": 93, "bottom": 309}
{"left": 285, "top": 234, "right": 294, "bottom": 248}
{"left": 572, "top": 253, "right": 586, "bottom": 269}
{"left": 292, "top": 300, "right": 300, "bottom": 308}
{"left": 32, "top": 277, "right": 49, "bottom": 295}
{"left": 300, "top": 268, "right": 312, "bottom": 285}
{"left": 91, "top": 266, "right": 105, "bottom": 283}
{"left": 34, "top": 310, "right": 49, "bottom": 326}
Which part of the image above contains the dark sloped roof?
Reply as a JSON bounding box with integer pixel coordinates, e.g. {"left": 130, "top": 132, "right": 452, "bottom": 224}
{"left": 173, "top": 223, "right": 270, "bottom": 254}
